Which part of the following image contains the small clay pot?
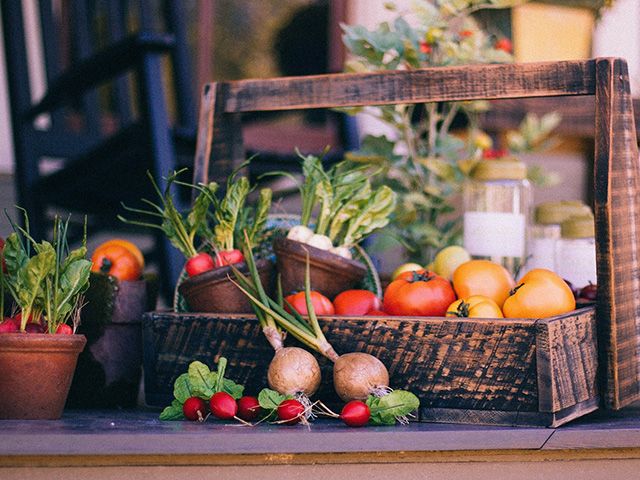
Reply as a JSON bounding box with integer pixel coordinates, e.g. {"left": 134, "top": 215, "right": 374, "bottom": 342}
{"left": 0, "top": 333, "right": 87, "bottom": 419}
{"left": 273, "top": 237, "right": 367, "bottom": 298}
{"left": 178, "top": 259, "right": 274, "bottom": 313}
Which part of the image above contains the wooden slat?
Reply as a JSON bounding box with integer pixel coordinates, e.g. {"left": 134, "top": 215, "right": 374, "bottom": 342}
{"left": 216, "top": 60, "right": 596, "bottom": 113}
{"left": 536, "top": 308, "right": 598, "bottom": 412}
{"left": 594, "top": 58, "right": 640, "bottom": 409}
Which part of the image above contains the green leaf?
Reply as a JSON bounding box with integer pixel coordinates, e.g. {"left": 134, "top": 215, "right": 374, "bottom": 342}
{"left": 223, "top": 378, "right": 245, "bottom": 400}
{"left": 159, "top": 399, "right": 185, "bottom": 421}
{"left": 173, "top": 373, "right": 192, "bottom": 404}
{"left": 258, "top": 388, "right": 288, "bottom": 411}
{"left": 188, "top": 361, "right": 215, "bottom": 398}
{"left": 367, "top": 390, "right": 420, "bottom": 426}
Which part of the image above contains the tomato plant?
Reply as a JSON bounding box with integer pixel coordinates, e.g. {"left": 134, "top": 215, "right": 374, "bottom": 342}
{"left": 91, "top": 244, "right": 142, "bottom": 281}
{"left": 446, "top": 295, "right": 503, "bottom": 319}
{"left": 383, "top": 269, "right": 456, "bottom": 317}
{"left": 333, "top": 290, "right": 381, "bottom": 316}
{"left": 284, "top": 291, "right": 335, "bottom": 316}
{"left": 452, "top": 260, "right": 515, "bottom": 308}
{"left": 502, "top": 269, "right": 576, "bottom": 319}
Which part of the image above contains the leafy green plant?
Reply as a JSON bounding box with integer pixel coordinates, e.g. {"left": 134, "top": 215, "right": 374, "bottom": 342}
{"left": 341, "top": 0, "right": 560, "bottom": 264}
{"left": 2, "top": 211, "right": 91, "bottom": 333}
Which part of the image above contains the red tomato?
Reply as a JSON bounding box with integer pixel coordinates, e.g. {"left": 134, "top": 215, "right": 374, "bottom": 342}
{"left": 213, "top": 249, "right": 245, "bottom": 268}
{"left": 383, "top": 269, "right": 456, "bottom": 317}
{"left": 285, "top": 291, "right": 335, "bottom": 316}
{"left": 494, "top": 38, "right": 513, "bottom": 53}
{"left": 185, "top": 252, "right": 215, "bottom": 277}
{"left": 333, "top": 290, "right": 382, "bottom": 316}
{"left": 366, "top": 309, "right": 388, "bottom": 316}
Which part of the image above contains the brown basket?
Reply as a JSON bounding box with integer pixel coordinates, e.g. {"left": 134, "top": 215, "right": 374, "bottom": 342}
{"left": 143, "top": 307, "right": 598, "bottom": 427}
{"left": 164, "top": 57, "right": 640, "bottom": 423}
{"left": 273, "top": 237, "right": 368, "bottom": 298}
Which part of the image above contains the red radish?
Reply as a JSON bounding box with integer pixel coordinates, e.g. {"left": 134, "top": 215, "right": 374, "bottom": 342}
{"left": 237, "top": 396, "right": 261, "bottom": 421}
{"left": 209, "top": 391, "right": 238, "bottom": 420}
{"left": 55, "top": 324, "right": 73, "bottom": 335}
{"left": 213, "top": 249, "right": 245, "bottom": 268}
{"left": 340, "top": 400, "right": 371, "bottom": 427}
{"left": 277, "top": 399, "right": 305, "bottom": 425}
{"left": 0, "top": 319, "right": 19, "bottom": 333}
{"left": 185, "top": 252, "right": 215, "bottom": 277}
{"left": 183, "top": 396, "right": 208, "bottom": 422}
{"left": 25, "top": 322, "right": 45, "bottom": 333}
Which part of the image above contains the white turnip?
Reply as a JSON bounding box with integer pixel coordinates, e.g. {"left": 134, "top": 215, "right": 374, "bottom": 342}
{"left": 267, "top": 347, "right": 321, "bottom": 396}
{"left": 333, "top": 352, "right": 390, "bottom": 401}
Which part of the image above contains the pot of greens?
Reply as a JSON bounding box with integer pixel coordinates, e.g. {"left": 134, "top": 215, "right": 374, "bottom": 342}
{"left": 271, "top": 152, "right": 396, "bottom": 299}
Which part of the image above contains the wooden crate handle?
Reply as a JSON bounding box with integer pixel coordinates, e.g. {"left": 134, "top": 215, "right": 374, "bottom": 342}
{"left": 193, "top": 57, "right": 640, "bottom": 409}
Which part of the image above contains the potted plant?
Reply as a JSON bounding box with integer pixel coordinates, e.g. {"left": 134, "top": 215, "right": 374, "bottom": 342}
{"left": 341, "top": 0, "right": 560, "bottom": 269}
{"left": 272, "top": 151, "right": 396, "bottom": 298}
{"left": 120, "top": 166, "right": 274, "bottom": 313}
{"left": 0, "top": 213, "right": 91, "bottom": 419}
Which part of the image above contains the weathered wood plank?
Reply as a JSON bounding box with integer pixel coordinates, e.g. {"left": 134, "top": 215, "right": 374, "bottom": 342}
{"left": 536, "top": 307, "right": 598, "bottom": 412}
{"left": 217, "top": 60, "right": 596, "bottom": 113}
{"left": 594, "top": 58, "right": 640, "bottom": 409}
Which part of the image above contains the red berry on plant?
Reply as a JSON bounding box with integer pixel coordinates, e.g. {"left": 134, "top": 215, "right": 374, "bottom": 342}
{"left": 183, "top": 396, "right": 208, "bottom": 422}
{"left": 419, "top": 41, "right": 432, "bottom": 54}
{"left": 209, "top": 391, "right": 238, "bottom": 420}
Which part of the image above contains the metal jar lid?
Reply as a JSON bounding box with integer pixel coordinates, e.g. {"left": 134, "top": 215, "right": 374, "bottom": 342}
{"left": 470, "top": 157, "right": 527, "bottom": 181}
{"left": 560, "top": 213, "right": 595, "bottom": 239}
{"left": 535, "top": 200, "right": 592, "bottom": 225}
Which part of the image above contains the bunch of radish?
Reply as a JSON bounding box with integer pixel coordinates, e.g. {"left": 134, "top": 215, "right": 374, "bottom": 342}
{"left": 230, "top": 236, "right": 419, "bottom": 426}
{"left": 119, "top": 165, "right": 271, "bottom": 278}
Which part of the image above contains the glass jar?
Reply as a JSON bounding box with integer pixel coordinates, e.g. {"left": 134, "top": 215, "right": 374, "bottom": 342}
{"left": 554, "top": 213, "right": 597, "bottom": 290}
{"left": 525, "top": 201, "right": 593, "bottom": 274}
{"left": 462, "top": 157, "right": 531, "bottom": 278}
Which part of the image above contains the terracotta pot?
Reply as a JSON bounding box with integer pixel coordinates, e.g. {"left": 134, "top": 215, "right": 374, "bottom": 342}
{"left": 0, "top": 333, "right": 86, "bottom": 419}
{"left": 273, "top": 237, "right": 367, "bottom": 298}
{"left": 178, "top": 259, "right": 274, "bottom": 313}
{"left": 67, "top": 273, "right": 157, "bottom": 409}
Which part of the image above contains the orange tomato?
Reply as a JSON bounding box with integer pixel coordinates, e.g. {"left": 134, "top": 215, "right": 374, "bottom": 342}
{"left": 502, "top": 269, "right": 576, "bottom": 319}
{"left": 93, "top": 239, "right": 144, "bottom": 270}
{"left": 446, "top": 295, "right": 503, "bottom": 319}
{"left": 452, "top": 260, "right": 515, "bottom": 308}
{"left": 91, "top": 244, "right": 142, "bottom": 281}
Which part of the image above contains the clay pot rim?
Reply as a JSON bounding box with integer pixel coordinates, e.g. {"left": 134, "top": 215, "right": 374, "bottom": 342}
{"left": 178, "top": 258, "right": 271, "bottom": 293}
{"left": 273, "top": 237, "right": 367, "bottom": 275}
{"left": 0, "top": 332, "right": 87, "bottom": 352}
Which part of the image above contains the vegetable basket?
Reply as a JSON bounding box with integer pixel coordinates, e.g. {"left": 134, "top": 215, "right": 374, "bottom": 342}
{"left": 143, "top": 58, "right": 640, "bottom": 426}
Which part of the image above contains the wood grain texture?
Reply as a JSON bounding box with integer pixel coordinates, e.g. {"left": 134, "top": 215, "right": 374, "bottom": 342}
{"left": 142, "top": 310, "right": 598, "bottom": 426}
{"left": 594, "top": 58, "right": 640, "bottom": 409}
{"left": 536, "top": 308, "right": 598, "bottom": 412}
{"left": 217, "top": 60, "right": 596, "bottom": 112}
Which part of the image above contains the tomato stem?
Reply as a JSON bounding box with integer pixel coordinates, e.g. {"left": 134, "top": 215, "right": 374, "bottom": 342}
{"left": 509, "top": 283, "right": 525, "bottom": 296}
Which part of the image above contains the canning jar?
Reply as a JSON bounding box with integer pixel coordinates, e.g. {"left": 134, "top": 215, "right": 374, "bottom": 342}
{"left": 554, "top": 213, "right": 597, "bottom": 290}
{"left": 462, "top": 157, "right": 531, "bottom": 278}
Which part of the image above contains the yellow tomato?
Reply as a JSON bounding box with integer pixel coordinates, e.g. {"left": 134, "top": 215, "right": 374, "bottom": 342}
{"left": 502, "top": 268, "right": 576, "bottom": 319}
{"left": 446, "top": 295, "right": 503, "bottom": 319}
{"left": 452, "top": 260, "right": 515, "bottom": 308}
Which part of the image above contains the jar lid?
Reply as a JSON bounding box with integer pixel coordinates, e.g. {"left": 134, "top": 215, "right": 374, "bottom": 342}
{"left": 561, "top": 213, "right": 595, "bottom": 239}
{"left": 470, "top": 157, "right": 527, "bottom": 181}
{"left": 535, "top": 200, "right": 592, "bottom": 225}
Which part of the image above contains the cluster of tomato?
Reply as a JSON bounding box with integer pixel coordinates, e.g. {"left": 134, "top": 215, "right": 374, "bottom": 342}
{"left": 292, "top": 259, "right": 579, "bottom": 320}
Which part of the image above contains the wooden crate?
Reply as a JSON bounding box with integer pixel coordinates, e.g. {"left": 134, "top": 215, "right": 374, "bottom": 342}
{"left": 143, "top": 307, "right": 598, "bottom": 427}
{"left": 144, "top": 57, "right": 640, "bottom": 423}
